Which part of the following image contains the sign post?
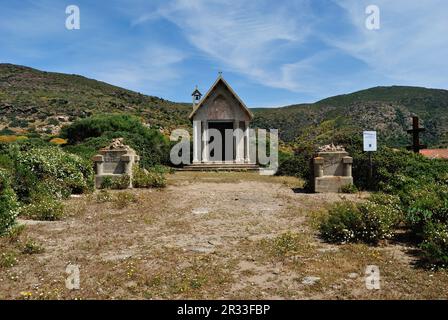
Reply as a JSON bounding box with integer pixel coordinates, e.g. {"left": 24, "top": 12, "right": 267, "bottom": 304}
{"left": 363, "top": 131, "right": 377, "bottom": 189}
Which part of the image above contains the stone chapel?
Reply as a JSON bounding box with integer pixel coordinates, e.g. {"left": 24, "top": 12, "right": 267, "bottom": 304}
{"left": 188, "top": 74, "right": 256, "bottom": 169}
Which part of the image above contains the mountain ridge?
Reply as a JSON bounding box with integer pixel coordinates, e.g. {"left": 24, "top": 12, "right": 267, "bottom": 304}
{"left": 253, "top": 86, "right": 448, "bottom": 147}
{"left": 1, "top": 63, "right": 447, "bottom": 147}
{"left": 0, "top": 63, "right": 191, "bottom": 135}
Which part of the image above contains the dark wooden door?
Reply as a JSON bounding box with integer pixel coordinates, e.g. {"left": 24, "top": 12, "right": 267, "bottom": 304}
{"left": 208, "top": 122, "right": 234, "bottom": 161}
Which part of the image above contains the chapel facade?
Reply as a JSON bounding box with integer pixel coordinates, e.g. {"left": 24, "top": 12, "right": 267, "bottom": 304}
{"left": 189, "top": 74, "right": 254, "bottom": 165}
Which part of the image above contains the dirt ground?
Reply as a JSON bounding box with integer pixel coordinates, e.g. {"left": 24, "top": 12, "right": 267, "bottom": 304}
{"left": 1, "top": 172, "right": 447, "bottom": 299}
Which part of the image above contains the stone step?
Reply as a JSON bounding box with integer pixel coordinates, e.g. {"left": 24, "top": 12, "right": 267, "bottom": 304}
{"left": 178, "top": 168, "right": 260, "bottom": 172}
{"left": 178, "top": 163, "right": 259, "bottom": 172}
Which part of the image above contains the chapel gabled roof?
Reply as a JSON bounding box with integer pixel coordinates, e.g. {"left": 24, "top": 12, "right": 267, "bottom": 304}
{"left": 188, "top": 74, "right": 253, "bottom": 120}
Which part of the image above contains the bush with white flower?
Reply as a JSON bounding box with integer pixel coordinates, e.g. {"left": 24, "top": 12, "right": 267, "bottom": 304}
{"left": 421, "top": 222, "right": 448, "bottom": 266}
{"left": 20, "top": 195, "right": 64, "bottom": 221}
{"left": 13, "top": 146, "right": 94, "bottom": 202}
{"left": 320, "top": 194, "right": 402, "bottom": 244}
{"left": 0, "top": 169, "right": 19, "bottom": 235}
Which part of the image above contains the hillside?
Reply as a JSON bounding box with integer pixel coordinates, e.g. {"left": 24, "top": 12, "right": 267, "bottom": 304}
{"left": 253, "top": 86, "right": 448, "bottom": 147}
{"left": 0, "top": 64, "right": 191, "bottom": 135}
{"left": 1, "top": 64, "right": 447, "bottom": 147}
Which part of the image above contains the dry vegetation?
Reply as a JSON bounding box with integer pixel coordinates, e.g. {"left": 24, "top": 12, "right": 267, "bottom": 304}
{"left": 0, "top": 172, "right": 447, "bottom": 299}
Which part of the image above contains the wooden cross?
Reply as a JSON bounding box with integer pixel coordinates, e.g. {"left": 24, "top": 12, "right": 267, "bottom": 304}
{"left": 407, "top": 116, "right": 427, "bottom": 153}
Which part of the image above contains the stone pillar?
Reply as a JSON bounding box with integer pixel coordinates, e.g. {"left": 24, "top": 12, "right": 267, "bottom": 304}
{"left": 314, "top": 157, "right": 324, "bottom": 178}
{"left": 92, "top": 155, "right": 104, "bottom": 175}
{"left": 234, "top": 121, "right": 244, "bottom": 163}
{"left": 343, "top": 156, "right": 353, "bottom": 177}
{"left": 202, "top": 121, "right": 208, "bottom": 163}
{"left": 121, "top": 154, "right": 133, "bottom": 188}
{"left": 121, "top": 155, "right": 133, "bottom": 175}
{"left": 244, "top": 121, "right": 250, "bottom": 163}
{"left": 193, "top": 120, "right": 201, "bottom": 164}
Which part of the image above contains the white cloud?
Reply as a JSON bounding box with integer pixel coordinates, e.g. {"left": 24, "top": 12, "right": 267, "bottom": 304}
{"left": 147, "top": 0, "right": 316, "bottom": 92}
{"left": 3, "top": 0, "right": 447, "bottom": 102}
{"left": 329, "top": 0, "right": 448, "bottom": 88}
{"left": 135, "top": 0, "right": 448, "bottom": 96}
{"left": 89, "top": 45, "right": 187, "bottom": 94}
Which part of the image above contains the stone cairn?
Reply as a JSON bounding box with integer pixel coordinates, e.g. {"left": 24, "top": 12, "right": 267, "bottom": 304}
{"left": 317, "top": 143, "right": 346, "bottom": 152}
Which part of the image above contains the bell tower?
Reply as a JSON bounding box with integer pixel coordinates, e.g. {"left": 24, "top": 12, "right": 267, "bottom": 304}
{"left": 191, "top": 85, "right": 202, "bottom": 107}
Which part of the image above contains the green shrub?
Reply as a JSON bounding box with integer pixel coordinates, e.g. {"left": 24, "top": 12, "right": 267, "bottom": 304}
{"left": 61, "top": 114, "right": 144, "bottom": 143}
{"left": 6, "top": 224, "right": 26, "bottom": 243}
{"left": 405, "top": 184, "right": 448, "bottom": 237}
{"left": 319, "top": 201, "right": 361, "bottom": 243}
{"left": 276, "top": 150, "right": 311, "bottom": 179}
{"left": 356, "top": 201, "right": 400, "bottom": 242}
{"left": 63, "top": 135, "right": 112, "bottom": 161}
{"left": 61, "top": 114, "right": 171, "bottom": 168}
{"left": 0, "top": 128, "right": 14, "bottom": 135}
{"left": 100, "top": 175, "right": 130, "bottom": 190}
{"left": 267, "top": 232, "right": 303, "bottom": 258}
{"left": 133, "top": 166, "right": 167, "bottom": 188}
{"left": 20, "top": 196, "right": 64, "bottom": 221}
{"left": 47, "top": 118, "right": 60, "bottom": 126}
{"left": 22, "top": 239, "right": 44, "bottom": 254}
{"left": 0, "top": 169, "right": 20, "bottom": 236}
{"left": 349, "top": 148, "right": 447, "bottom": 265}
{"left": 0, "top": 154, "right": 14, "bottom": 171}
{"left": 2, "top": 136, "right": 50, "bottom": 151}
{"left": 96, "top": 190, "right": 138, "bottom": 209}
{"left": 151, "top": 164, "right": 175, "bottom": 175}
{"left": 420, "top": 222, "right": 448, "bottom": 266}
{"left": 13, "top": 146, "right": 94, "bottom": 202}
{"left": 132, "top": 167, "right": 151, "bottom": 188}
{"left": 341, "top": 183, "right": 358, "bottom": 194}
{"left": 9, "top": 117, "right": 28, "bottom": 128}
{"left": 96, "top": 190, "right": 113, "bottom": 203}
{"left": 320, "top": 197, "right": 401, "bottom": 244}
{"left": 113, "top": 191, "right": 138, "bottom": 209}
{"left": 112, "top": 175, "right": 131, "bottom": 189}
{"left": 0, "top": 251, "right": 18, "bottom": 268}
{"left": 100, "top": 176, "right": 113, "bottom": 189}
{"left": 368, "top": 192, "right": 403, "bottom": 212}
{"left": 350, "top": 147, "right": 448, "bottom": 193}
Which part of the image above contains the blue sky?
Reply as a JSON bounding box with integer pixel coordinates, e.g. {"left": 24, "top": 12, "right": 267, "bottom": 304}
{"left": 1, "top": 0, "right": 447, "bottom": 107}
